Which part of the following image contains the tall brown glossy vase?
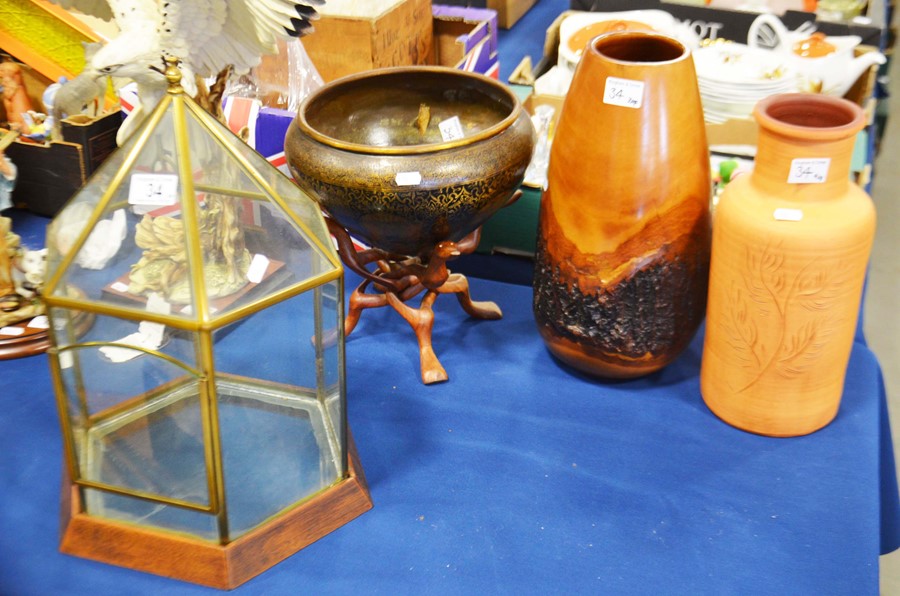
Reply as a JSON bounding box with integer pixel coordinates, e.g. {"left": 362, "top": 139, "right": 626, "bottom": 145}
{"left": 533, "top": 32, "right": 712, "bottom": 378}
{"left": 701, "top": 94, "right": 875, "bottom": 437}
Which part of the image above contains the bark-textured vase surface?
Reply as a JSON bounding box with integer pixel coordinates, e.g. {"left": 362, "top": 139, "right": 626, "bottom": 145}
{"left": 701, "top": 93, "right": 875, "bottom": 437}
{"left": 534, "top": 32, "right": 712, "bottom": 378}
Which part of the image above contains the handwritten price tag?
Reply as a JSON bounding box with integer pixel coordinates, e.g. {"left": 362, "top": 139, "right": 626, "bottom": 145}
{"left": 129, "top": 173, "right": 178, "bottom": 206}
{"left": 439, "top": 116, "right": 465, "bottom": 142}
{"left": 787, "top": 158, "right": 830, "bottom": 184}
{"left": 603, "top": 77, "right": 644, "bottom": 109}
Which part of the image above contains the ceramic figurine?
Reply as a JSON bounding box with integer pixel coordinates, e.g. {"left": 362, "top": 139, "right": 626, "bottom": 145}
{"left": 46, "top": 0, "right": 323, "bottom": 144}
{"left": 0, "top": 62, "right": 33, "bottom": 132}
{"left": 49, "top": 42, "right": 107, "bottom": 138}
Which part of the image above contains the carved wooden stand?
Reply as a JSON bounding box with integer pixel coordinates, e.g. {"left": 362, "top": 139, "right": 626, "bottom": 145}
{"left": 327, "top": 218, "right": 502, "bottom": 384}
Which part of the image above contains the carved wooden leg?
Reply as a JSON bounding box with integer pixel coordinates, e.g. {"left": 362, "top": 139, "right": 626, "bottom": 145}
{"left": 345, "top": 280, "right": 387, "bottom": 337}
{"left": 386, "top": 291, "right": 448, "bottom": 384}
{"left": 440, "top": 273, "right": 502, "bottom": 320}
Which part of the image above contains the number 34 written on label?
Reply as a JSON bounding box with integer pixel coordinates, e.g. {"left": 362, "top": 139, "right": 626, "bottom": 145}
{"left": 603, "top": 77, "right": 644, "bottom": 109}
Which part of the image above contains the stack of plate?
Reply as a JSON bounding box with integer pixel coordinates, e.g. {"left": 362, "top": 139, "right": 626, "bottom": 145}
{"left": 693, "top": 44, "right": 797, "bottom": 123}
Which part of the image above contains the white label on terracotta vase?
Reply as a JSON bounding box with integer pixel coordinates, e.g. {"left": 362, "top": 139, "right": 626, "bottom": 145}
{"left": 0, "top": 326, "right": 24, "bottom": 336}
{"left": 439, "top": 116, "right": 465, "bottom": 141}
{"left": 129, "top": 173, "right": 178, "bottom": 206}
{"left": 111, "top": 281, "right": 130, "bottom": 293}
{"left": 395, "top": 171, "right": 422, "bottom": 186}
{"left": 603, "top": 77, "right": 644, "bottom": 109}
{"left": 773, "top": 208, "right": 804, "bottom": 221}
{"left": 246, "top": 253, "right": 269, "bottom": 284}
{"left": 787, "top": 158, "right": 831, "bottom": 184}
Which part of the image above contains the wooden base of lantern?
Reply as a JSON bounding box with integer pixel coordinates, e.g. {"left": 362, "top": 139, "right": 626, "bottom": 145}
{"left": 59, "top": 438, "right": 372, "bottom": 590}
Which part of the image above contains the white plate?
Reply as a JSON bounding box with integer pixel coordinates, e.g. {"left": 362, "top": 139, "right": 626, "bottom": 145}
{"left": 694, "top": 44, "right": 793, "bottom": 86}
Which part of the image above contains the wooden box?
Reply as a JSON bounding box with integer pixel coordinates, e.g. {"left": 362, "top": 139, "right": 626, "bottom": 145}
{"left": 302, "top": 0, "right": 434, "bottom": 82}
{"left": 5, "top": 110, "right": 121, "bottom": 216}
{"left": 487, "top": 0, "right": 536, "bottom": 29}
{"left": 430, "top": 5, "right": 499, "bottom": 78}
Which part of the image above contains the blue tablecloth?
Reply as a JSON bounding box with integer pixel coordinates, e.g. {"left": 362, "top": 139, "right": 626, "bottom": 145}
{"left": 1, "top": 208, "right": 898, "bottom": 595}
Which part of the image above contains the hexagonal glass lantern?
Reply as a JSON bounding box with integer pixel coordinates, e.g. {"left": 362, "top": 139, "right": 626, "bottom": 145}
{"left": 41, "top": 67, "right": 371, "bottom": 589}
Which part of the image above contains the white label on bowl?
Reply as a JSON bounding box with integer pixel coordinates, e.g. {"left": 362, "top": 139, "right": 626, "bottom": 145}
{"left": 439, "top": 116, "right": 465, "bottom": 141}
{"left": 246, "top": 253, "right": 269, "bottom": 284}
{"left": 774, "top": 208, "right": 804, "bottom": 222}
{"left": 395, "top": 171, "right": 422, "bottom": 186}
{"left": 111, "top": 281, "right": 130, "bottom": 293}
{"left": 603, "top": 77, "right": 644, "bottom": 109}
{"left": 129, "top": 173, "right": 178, "bottom": 206}
{"left": 787, "top": 158, "right": 830, "bottom": 184}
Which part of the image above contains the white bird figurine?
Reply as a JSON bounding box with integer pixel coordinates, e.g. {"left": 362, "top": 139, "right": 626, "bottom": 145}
{"left": 49, "top": 0, "right": 323, "bottom": 144}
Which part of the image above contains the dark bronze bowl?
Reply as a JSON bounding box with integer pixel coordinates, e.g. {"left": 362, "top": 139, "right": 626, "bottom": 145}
{"left": 284, "top": 66, "right": 535, "bottom": 258}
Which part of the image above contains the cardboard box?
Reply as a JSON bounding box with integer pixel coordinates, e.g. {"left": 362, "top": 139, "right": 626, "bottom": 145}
{"left": 488, "top": 0, "right": 537, "bottom": 29}
{"left": 566, "top": 0, "right": 884, "bottom": 47}
{"left": 431, "top": 5, "right": 500, "bottom": 78}
{"left": 60, "top": 111, "right": 121, "bottom": 175}
{"left": 435, "top": 0, "right": 488, "bottom": 6}
{"left": 302, "top": 0, "right": 433, "bottom": 82}
{"left": 6, "top": 139, "right": 86, "bottom": 217}
{"left": 4, "top": 110, "right": 122, "bottom": 216}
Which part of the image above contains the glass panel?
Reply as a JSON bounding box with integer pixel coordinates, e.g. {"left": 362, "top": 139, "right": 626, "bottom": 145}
{"left": 212, "top": 288, "right": 344, "bottom": 537}
{"left": 44, "top": 108, "right": 204, "bottom": 323}
{"left": 216, "top": 377, "right": 340, "bottom": 539}
{"left": 83, "top": 487, "right": 218, "bottom": 542}
{"left": 48, "top": 307, "right": 209, "bottom": 507}
{"left": 179, "top": 111, "right": 338, "bottom": 320}
{"left": 317, "top": 279, "right": 346, "bottom": 476}
{"left": 186, "top": 104, "right": 336, "bottom": 259}
{"left": 79, "top": 380, "right": 209, "bottom": 505}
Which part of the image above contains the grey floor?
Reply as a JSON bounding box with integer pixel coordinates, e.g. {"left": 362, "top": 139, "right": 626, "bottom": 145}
{"left": 868, "top": 62, "right": 900, "bottom": 594}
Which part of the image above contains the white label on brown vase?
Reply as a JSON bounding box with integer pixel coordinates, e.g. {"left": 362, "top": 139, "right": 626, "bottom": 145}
{"left": 129, "top": 173, "right": 178, "bottom": 206}
{"left": 787, "top": 158, "right": 830, "bottom": 184}
{"left": 395, "top": 171, "right": 422, "bottom": 186}
{"left": 773, "top": 208, "right": 804, "bottom": 221}
{"left": 603, "top": 77, "right": 644, "bottom": 109}
{"left": 439, "top": 116, "right": 465, "bottom": 141}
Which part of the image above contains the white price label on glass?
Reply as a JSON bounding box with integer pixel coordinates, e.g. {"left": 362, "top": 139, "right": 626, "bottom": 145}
{"left": 603, "top": 77, "right": 644, "bottom": 109}
{"left": 27, "top": 315, "right": 49, "bottom": 329}
{"left": 439, "top": 116, "right": 465, "bottom": 142}
{"left": 246, "top": 253, "right": 270, "bottom": 284}
{"left": 787, "top": 158, "right": 830, "bottom": 184}
{"left": 129, "top": 173, "right": 178, "bottom": 206}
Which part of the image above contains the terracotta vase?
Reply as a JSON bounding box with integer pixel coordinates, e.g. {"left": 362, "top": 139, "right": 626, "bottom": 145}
{"left": 533, "top": 32, "right": 712, "bottom": 378}
{"left": 701, "top": 93, "right": 875, "bottom": 437}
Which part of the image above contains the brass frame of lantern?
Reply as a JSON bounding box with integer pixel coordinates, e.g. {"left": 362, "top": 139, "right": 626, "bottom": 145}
{"left": 41, "top": 72, "right": 371, "bottom": 589}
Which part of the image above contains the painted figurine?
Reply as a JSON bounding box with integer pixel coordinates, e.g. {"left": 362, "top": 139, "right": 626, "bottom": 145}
{"left": 0, "top": 61, "right": 34, "bottom": 131}
{"left": 0, "top": 138, "right": 18, "bottom": 311}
